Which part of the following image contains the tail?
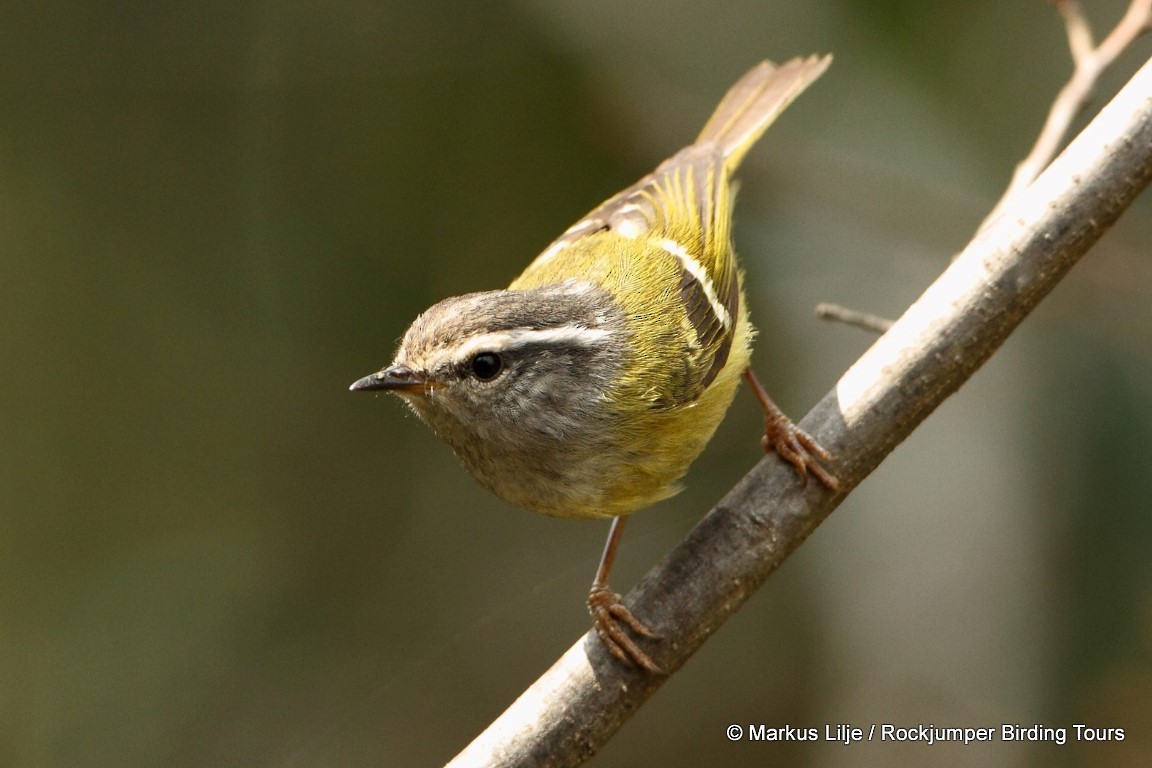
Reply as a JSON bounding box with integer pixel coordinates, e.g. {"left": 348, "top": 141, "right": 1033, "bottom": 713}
{"left": 696, "top": 54, "right": 831, "bottom": 171}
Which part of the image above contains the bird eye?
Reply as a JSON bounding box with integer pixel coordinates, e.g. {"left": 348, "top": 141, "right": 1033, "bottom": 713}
{"left": 469, "top": 352, "right": 503, "bottom": 381}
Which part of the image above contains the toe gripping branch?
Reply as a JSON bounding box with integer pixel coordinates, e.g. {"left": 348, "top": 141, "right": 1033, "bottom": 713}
{"left": 744, "top": 368, "right": 839, "bottom": 491}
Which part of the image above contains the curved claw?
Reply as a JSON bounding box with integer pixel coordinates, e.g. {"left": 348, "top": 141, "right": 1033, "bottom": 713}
{"left": 587, "top": 584, "right": 663, "bottom": 673}
{"left": 762, "top": 416, "right": 840, "bottom": 491}
{"left": 745, "top": 368, "right": 840, "bottom": 492}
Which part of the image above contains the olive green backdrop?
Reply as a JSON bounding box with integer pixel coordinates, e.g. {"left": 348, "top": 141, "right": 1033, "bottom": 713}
{"left": 2, "top": 1, "right": 1151, "bottom": 766}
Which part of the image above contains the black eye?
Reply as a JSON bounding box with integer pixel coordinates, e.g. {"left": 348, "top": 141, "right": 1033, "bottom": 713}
{"left": 469, "top": 352, "right": 503, "bottom": 381}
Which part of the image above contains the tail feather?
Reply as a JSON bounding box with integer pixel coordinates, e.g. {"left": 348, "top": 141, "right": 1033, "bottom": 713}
{"left": 696, "top": 54, "right": 831, "bottom": 171}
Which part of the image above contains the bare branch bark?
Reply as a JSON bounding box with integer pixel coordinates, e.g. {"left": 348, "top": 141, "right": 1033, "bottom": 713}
{"left": 445, "top": 54, "right": 1152, "bottom": 768}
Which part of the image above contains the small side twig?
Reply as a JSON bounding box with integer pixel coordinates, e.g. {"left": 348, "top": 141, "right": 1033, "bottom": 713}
{"left": 815, "top": 303, "right": 893, "bottom": 334}
{"left": 980, "top": 0, "right": 1152, "bottom": 229}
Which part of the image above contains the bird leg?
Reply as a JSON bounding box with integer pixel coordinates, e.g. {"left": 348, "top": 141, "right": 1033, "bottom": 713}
{"left": 587, "top": 515, "right": 662, "bottom": 673}
{"left": 744, "top": 368, "right": 839, "bottom": 491}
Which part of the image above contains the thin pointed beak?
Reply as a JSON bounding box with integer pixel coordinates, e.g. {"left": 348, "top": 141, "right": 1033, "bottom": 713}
{"left": 349, "top": 366, "right": 426, "bottom": 393}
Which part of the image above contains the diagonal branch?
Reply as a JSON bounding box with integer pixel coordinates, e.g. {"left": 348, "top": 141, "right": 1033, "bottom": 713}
{"left": 445, "top": 53, "right": 1152, "bottom": 768}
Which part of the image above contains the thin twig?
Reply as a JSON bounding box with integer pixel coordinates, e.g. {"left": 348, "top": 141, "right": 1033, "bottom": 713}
{"left": 1054, "top": 0, "right": 1095, "bottom": 65}
{"left": 980, "top": 0, "right": 1152, "bottom": 230}
{"left": 446, "top": 56, "right": 1152, "bottom": 768}
{"left": 815, "top": 302, "right": 894, "bottom": 334}
{"left": 818, "top": 1, "right": 1151, "bottom": 334}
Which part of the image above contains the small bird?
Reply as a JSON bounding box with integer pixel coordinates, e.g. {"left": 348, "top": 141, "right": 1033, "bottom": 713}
{"left": 352, "top": 55, "right": 838, "bottom": 672}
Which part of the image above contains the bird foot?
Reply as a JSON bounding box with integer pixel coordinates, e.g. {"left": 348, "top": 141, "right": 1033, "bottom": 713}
{"left": 761, "top": 411, "right": 839, "bottom": 491}
{"left": 587, "top": 584, "right": 663, "bottom": 673}
{"left": 745, "top": 368, "right": 839, "bottom": 491}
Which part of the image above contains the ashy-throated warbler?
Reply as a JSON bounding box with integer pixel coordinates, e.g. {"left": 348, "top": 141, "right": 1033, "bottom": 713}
{"left": 352, "top": 55, "right": 839, "bottom": 672}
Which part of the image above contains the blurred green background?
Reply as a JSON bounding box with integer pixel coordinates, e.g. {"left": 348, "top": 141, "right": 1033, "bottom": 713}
{"left": 2, "top": 1, "right": 1151, "bottom": 766}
